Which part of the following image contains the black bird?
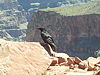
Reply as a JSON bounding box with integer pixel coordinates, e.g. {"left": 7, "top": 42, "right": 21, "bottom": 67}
{"left": 38, "top": 28, "right": 57, "bottom": 52}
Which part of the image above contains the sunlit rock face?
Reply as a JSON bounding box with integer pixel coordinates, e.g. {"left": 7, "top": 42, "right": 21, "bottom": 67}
{"left": 0, "top": 39, "right": 52, "bottom": 75}
{"left": 26, "top": 11, "right": 100, "bottom": 59}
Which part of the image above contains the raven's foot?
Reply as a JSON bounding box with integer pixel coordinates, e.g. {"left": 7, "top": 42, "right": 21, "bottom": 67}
{"left": 51, "top": 52, "right": 56, "bottom": 57}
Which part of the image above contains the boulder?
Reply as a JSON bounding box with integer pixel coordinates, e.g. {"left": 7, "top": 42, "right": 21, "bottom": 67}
{"left": 58, "top": 57, "right": 67, "bottom": 64}
{"left": 0, "top": 39, "right": 52, "bottom": 75}
{"left": 88, "top": 63, "right": 94, "bottom": 71}
{"left": 54, "top": 53, "right": 69, "bottom": 64}
{"left": 50, "top": 57, "right": 58, "bottom": 66}
{"left": 79, "top": 60, "right": 88, "bottom": 69}
{"left": 95, "top": 63, "right": 100, "bottom": 68}
{"left": 67, "top": 57, "right": 74, "bottom": 65}
{"left": 74, "top": 57, "right": 82, "bottom": 64}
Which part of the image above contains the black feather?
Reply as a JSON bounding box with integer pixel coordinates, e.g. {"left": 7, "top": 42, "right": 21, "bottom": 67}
{"left": 38, "top": 28, "right": 57, "bottom": 52}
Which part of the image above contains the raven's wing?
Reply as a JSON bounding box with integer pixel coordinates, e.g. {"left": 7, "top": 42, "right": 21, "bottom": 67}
{"left": 46, "top": 37, "right": 57, "bottom": 52}
{"left": 46, "top": 37, "right": 55, "bottom": 44}
{"left": 41, "top": 31, "right": 55, "bottom": 44}
{"left": 41, "top": 31, "right": 57, "bottom": 51}
{"left": 41, "top": 31, "right": 52, "bottom": 38}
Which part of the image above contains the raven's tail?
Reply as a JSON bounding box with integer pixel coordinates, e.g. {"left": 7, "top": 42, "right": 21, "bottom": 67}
{"left": 49, "top": 43, "right": 57, "bottom": 52}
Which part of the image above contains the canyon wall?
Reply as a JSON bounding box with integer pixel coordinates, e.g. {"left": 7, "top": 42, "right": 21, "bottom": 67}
{"left": 26, "top": 11, "right": 100, "bottom": 59}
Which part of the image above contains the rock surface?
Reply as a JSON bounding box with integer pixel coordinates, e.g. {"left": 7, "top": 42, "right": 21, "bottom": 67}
{"left": 0, "top": 39, "right": 100, "bottom": 75}
{"left": 0, "top": 39, "right": 52, "bottom": 75}
{"left": 45, "top": 53, "right": 100, "bottom": 75}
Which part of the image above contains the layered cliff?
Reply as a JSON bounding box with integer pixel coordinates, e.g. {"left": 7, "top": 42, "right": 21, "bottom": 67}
{"left": 26, "top": 11, "right": 100, "bottom": 59}
{"left": 0, "top": 0, "right": 28, "bottom": 41}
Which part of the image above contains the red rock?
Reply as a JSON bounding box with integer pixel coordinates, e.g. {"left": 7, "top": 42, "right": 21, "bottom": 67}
{"left": 54, "top": 53, "right": 69, "bottom": 64}
{"left": 88, "top": 63, "right": 94, "bottom": 71}
{"left": 58, "top": 57, "right": 67, "bottom": 64}
{"left": 96, "top": 71, "right": 100, "bottom": 75}
{"left": 79, "top": 62, "right": 86, "bottom": 69}
{"left": 67, "top": 57, "right": 74, "bottom": 65}
{"left": 79, "top": 60, "right": 88, "bottom": 69}
{"left": 95, "top": 64, "right": 100, "bottom": 68}
{"left": 97, "top": 62, "right": 100, "bottom": 64}
{"left": 74, "top": 57, "right": 82, "bottom": 64}
{"left": 50, "top": 57, "right": 58, "bottom": 66}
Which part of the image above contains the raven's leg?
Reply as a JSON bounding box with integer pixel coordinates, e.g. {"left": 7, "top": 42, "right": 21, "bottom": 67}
{"left": 47, "top": 45, "right": 54, "bottom": 56}
{"left": 49, "top": 43, "right": 57, "bottom": 52}
{"left": 47, "top": 44, "right": 57, "bottom": 56}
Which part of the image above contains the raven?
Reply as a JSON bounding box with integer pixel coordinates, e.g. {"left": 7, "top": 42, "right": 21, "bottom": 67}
{"left": 38, "top": 28, "right": 57, "bottom": 52}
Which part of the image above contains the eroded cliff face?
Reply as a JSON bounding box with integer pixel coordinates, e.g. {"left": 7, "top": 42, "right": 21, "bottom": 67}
{"left": 26, "top": 11, "right": 100, "bottom": 59}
